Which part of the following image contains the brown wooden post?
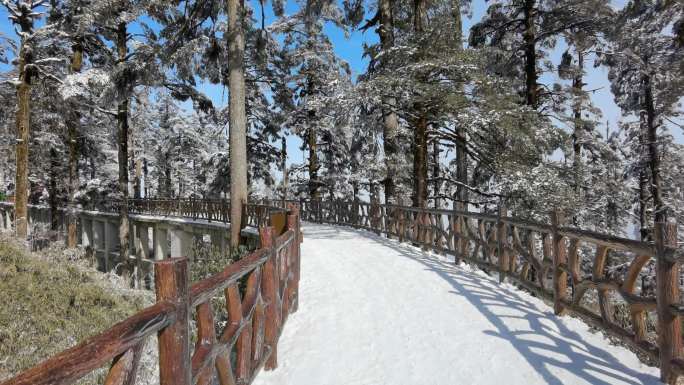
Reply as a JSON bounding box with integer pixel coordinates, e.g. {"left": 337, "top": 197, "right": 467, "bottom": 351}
{"left": 497, "top": 205, "right": 508, "bottom": 283}
{"left": 235, "top": 282, "right": 254, "bottom": 382}
{"left": 455, "top": 202, "right": 465, "bottom": 265}
{"left": 421, "top": 212, "right": 429, "bottom": 251}
{"left": 287, "top": 209, "right": 301, "bottom": 312}
{"left": 551, "top": 210, "right": 567, "bottom": 315}
{"left": 398, "top": 209, "right": 405, "bottom": 243}
{"left": 259, "top": 226, "right": 279, "bottom": 370}
{"left": 317, "top": 200, "right": 322, "bottom": 223}
{"left": 376, "top": 203, "right": 382, "bottom": 236}
{"left": 154, "top": 257, "right": 191, "bottom": 385}
{"left": 193, "top": 303, "right": 219, "bottom": 385}
{"left": 656, "top": 221, "right": 681, "bottom": 384}
{"left": 452, "top": 212, "right": 460, "bottom": 264}
{"left": 460, "top": 215, "right": 468, "bottom": 264}
{"left": 104, "top": 343, "right": 143, "bottom": 385}
{"left": 260, "top": 225, "right": 274, "bottom": 249}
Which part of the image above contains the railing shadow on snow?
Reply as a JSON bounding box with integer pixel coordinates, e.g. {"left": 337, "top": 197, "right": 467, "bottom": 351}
{"left": 303, "top": 223, "right": 660, "bottom": 385}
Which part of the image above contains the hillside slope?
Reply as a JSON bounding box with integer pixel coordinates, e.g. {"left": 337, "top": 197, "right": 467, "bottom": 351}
{"left": 0, "top": 237, "right": 157, "bottom": 383}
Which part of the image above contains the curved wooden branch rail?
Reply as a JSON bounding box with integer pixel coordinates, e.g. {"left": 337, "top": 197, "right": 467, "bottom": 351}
{"left": 1, "top": 203, "right": 302, "bottom": 385}
{"left": 272, "top": 198, "right": 681, "bottom": 385}
{"left": 2, "top": 197, "right": 682, "bottom": 384}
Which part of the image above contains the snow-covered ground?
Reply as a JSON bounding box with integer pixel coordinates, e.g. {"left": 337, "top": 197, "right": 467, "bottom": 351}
{"left": 254, "top": 223, "right": 661, "bottom": 385}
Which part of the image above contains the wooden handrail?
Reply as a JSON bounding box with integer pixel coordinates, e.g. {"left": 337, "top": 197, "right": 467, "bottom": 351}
{"left": 291, "top": 198, "right": 681, "bottom": 384}
{"left": 3, "top": 301, "right": 177, "bottom": 385}
{"left": 1, "top": 202, "right": 301, "bottom": 385}
{"left": 189, "top": 248, "right": 271, "bottom": 307}
{"left": 2, "top": 197, "right": 679, "bottom": 383}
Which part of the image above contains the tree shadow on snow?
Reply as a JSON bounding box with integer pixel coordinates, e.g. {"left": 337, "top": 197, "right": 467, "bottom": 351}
{"left": 313, "top": 224, "right": 660, "bottom": 385}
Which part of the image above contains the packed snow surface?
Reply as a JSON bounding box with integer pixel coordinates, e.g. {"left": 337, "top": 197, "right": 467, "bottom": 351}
{"left": 254, "top": 223, "right": 661, "bottom": 385}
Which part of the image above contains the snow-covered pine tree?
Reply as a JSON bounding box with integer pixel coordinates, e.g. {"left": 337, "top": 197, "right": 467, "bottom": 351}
{"left": 70, "top": 0, "right": 167, "bottom": 267}
{"left": 2, "top": 0, "right": 51, "bottom": 238}
{"left": 601, "top": 0, "right": 684, "bottom": 233}
{"left": 272, "top": 1, "right": 355, "bottom": 200}
{"left": 553, "top": 0, "right": 615, "bottom": 225}
{"left": 344, "top": 0, "right": 402, "bottom": 204}
{"left": 153, "top": 0, "right": 290, "bottom": 246}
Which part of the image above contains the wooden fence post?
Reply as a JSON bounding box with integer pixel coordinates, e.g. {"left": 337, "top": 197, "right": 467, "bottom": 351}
{"left": 154, "top": 257, "right": 191, "bottom": 385}
{"left": 259, "top": 226, "right": 279, "bottom": 370}
{"left": 372, "top": 200, "right": 381, "bottom": 235}
{"left": 453, "top": 202, "right": 464, "bottom": 265}
{"left": 287, "top": 207, "right": 301, "bottom": 312}
{"left": 551, "top": 210, "right": 567, "bottom": 316}
{"left": 497, "top": 205, "right": 508, "bottom": 283}
{"left": 656, "top": 221, "right": 681, "bottom": 384}
{"left": 420, "top": 212, "right": 428, "bottom": 251}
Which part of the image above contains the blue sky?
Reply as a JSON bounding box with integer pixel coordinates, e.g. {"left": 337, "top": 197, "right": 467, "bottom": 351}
{"left": 0, "top": 0, "right": 681, "bottom": 167}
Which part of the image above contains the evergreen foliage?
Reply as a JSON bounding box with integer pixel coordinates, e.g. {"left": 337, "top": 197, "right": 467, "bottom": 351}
{"left": 0, "top": 0, "right": 680, "bottom": 240}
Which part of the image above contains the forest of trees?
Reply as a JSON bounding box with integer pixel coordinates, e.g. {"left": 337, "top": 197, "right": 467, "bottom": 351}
{"left": 0, "top": 0, "right": 682, "bottom": 243}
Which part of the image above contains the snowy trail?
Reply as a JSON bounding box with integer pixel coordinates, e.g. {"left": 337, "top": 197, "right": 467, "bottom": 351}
{"left": 254, "top": 223, "right": 661, "bottom": 385}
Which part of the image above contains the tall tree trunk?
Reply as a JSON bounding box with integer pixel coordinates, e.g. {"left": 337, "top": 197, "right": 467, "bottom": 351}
{"left": 637, "top": 111, "right": 650, "bottom": 241}
{"left": 433, "top": 140, "right": 440, "bottom": 208}
{"left": 116, "top": 22, "right": 130, "bottom": 267}
{"left": 523, "top": 0, "right": 538, "bottom": 108}
{"left": 639, "top": 169, "right": 651, "bottom": 241}
{"left": 14, "top": 37, "right": 31, "bottom": 239}
{"left": 133, "top": 159, "right": 142, "bottom": 198}
{"left": 643, "top": 73, "right": 666, "bottom": 224}
{"left": 131, "top": 125, "right": 141, "bottom": 199}
{"left": 143, "top": 158, "right": 148, "bottom": 197}
{"left": 571, "top": 49, "right": 584, "bottom": 225}
{"left": 412, "top": 0, "right": 428, "bottom": 209}
{"left": 228, "top": 0, "right": 248, "bottom": 249}
{"left": 571, "top": 50, "right": 584, "bottom": 189}
{"left": 308, "top": 125, "right": 320, "bottom": 200}
{"left": 413, "top": 0, "right": 426, "bottom": 32}
{"left": 451, "top": 0, "right": 462, "bottom": 40}
{"left": 49, "top": 148, "right": 58, "bottom": 230}
{"left": 412, "top": 115, "right": 428, "bottom": 208}
{"left": 164, "top": 166, "right": 172, "bottom": 197}
{"left": 379, "top": 0, "right": 399, "bottom": 204}
{"left": 281, "top": 135, "right": 287, "bottom": 203}
{"left": 67, "top": 39, "right": 83, "bottom": 247}
{"left": 89, "top": 154, "right": 96, "bottom": 179}
{"left": 452, "top": 0, "right": 468, "bottom": 208}
{"left": 456, "top": 137, "right": 468, "bottom": 209}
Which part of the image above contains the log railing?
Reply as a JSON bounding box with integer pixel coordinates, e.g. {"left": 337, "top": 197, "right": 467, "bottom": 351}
{"left": 1, "top": 204, "right": 302, "bottom": 385}
{"left": 289, "top": 198, "right": 683, "bottom": 384}
{"left": 1, "top": 198, "right": 278, "bottom": 232}
{"left": 125, "top": 198, "right": 280, "bottom": 228}
{"left": 3, "top": 196, "right": 683, "bottom": 383}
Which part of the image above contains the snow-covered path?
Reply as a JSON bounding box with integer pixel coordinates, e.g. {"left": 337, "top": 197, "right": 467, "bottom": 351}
{"left": 254, "top": 223, "right": 661, "bottom": 385}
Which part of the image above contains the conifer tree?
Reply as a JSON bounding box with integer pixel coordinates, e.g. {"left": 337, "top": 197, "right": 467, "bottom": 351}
{"left": 602, "top": 0, "right": 683, "bottom": 229}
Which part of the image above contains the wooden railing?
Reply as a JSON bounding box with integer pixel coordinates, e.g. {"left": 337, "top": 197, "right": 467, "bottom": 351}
{"left": 4, "top": 196, "right": 683, "bottom": 383}
{"left": 290, "top": 198, "right": 684, "bottom": 384}
{"left": 1, "top": 204, "right": 302, "bottom": 385}
{"left": 1, "top": 198, "right": 280, "bottom": 232}
{"left": 126, "top": 198, "right": 282, "bottom": 229}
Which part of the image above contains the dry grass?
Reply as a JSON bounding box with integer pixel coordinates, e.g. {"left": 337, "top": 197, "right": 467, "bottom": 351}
{"left": 0, "top": 236, "right": 154, "bottom": 382}
{"left": 189, "top": 240, "right": 250, "bottom": 283}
